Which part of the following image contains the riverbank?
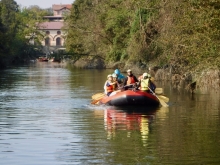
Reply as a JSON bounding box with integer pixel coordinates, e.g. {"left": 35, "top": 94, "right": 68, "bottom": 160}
{"left": 69, "top": 57, "right": 220, "bottom": 92}
{"left": 1, "top": 56, "right": 219, "bottom": 92}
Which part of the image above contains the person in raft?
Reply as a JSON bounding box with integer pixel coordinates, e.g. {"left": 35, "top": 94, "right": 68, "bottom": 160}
{"left": 136, "top": 73, "right": 156, "bottom": 93}
{"left": 113, "top": 69, "right": 125, "bottom": 84}
{"left": 123, "top": 69, "right": 139, "bottom": 90}
{"left": 112, "top": 73, "right": 120, "bottom": 91}
{"left": 104, "top": 74, "right": 116, "bottom": 96}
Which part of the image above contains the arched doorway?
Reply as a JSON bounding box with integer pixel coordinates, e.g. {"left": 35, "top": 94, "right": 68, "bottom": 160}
{"left": 56, "top": 37, "right": 61, "bottom": 46}
{"left": 45, "top": 37, "right": 50, "bottom": 46}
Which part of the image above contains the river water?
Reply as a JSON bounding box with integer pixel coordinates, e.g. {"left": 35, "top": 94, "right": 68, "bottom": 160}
{"left": 0, "top": 63, "right": 219, "bottom": 165}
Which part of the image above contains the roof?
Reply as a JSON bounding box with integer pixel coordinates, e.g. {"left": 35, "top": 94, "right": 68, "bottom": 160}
{"left": 52, "top": 4, "right": 72, "bottom": 11}
{"left": 43, "top": 16, "right": 63, "bottom": 18}
{"left": 38, "top": 22, "right": 64, "bottom": 30}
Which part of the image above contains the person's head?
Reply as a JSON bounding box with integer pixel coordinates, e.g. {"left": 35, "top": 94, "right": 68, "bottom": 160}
{"left": 112, "top": 73, "right": 117, "bottom": 81}
{"left": 107, "top": 74, "right": 113, "bottom": 81}
{"left": 143, "top": 73, "right": 148, "bottom": 79}
{"left": 127, "top": 69, "right": 132, "bottom": 76}
{"left": 114, "top": 69, "right": 120, "bottom": 76}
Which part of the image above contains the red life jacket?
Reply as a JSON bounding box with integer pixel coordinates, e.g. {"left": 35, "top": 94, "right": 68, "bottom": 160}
{"left": 127, "top": 76, "right": 136, "bottom": 85}
{"left": 106, "top": 84, "right": 113, "bottom": 92}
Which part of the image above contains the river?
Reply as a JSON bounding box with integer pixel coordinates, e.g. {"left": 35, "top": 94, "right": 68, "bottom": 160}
{"left": 0, "top": 62, "right": 219, "bottom": 165}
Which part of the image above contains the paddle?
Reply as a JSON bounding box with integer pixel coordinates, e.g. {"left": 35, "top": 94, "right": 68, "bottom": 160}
{"left": 91, "top": 93, "right": 106, "bottom": 105}
{"left": 91, "top": 99, "right": 100, "bottom": 105}
{"left": 92, "top": 93, "right": 105, "bottom": 100}
{"left": 154, "top": 87, "right": 169, "bottom": 102}
{"left": 118, "top": 83, "right": 136, "bottom": 90}
{"left": 148, "top": 87, "right": 169, "bottom": 107}
{"left": 157, "top": 95, "right": 169, "bottom": 103}
{"left": 155, "top": 88, "right": 163, "bottom": 94}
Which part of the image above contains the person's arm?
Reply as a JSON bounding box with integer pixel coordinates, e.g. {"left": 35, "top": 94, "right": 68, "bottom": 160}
{"left": 123, "top": 77, "right": 128, "bottom": 86}
{"left": 106, "top": 82, "right": 110, "bottom": 87}
{"left": 134, "top": 76, "right": 139, "bottom": 83}
{"left": 106, "top": 81, "right": 116, "bottom": 86}
{"left": 115, "top": 81, "right": 120, "bottom": 89}
{"left": 149, "top": 79, "right": 156, "bottom": 91}
{"left": 117, "top": 79, "right": 122, "bottom": 84}
{"left": 136, "top": 80, "right": 141, "bottom": 89}
{"left": 150, "top": 79, "right": 156, "bottom": 87}
{"left": 104, "top": 81, "right": 107, "bottom": 94}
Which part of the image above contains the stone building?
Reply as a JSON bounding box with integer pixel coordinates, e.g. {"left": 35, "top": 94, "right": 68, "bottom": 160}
{"left": 38, "top": 4, "right": 72, "bottom": 54}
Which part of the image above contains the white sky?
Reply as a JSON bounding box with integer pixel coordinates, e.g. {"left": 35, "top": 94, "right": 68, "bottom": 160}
{"left": 15, "top": 0, "right": 74, "bottom": 9}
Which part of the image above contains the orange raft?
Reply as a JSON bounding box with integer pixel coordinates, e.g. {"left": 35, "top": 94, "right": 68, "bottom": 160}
{"left": 99, "top": 90, "right": 160, "bottom": 106}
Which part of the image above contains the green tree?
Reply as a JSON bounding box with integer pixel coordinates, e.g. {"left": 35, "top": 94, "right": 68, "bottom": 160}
{"left": 65, "top": 0, "right": 220, "bottom": 70}
{"left": 0, "top": 0, "right": 47, "bottom": 67}
{"left": 0, "top": 0, "right": 19, "bottom": 61}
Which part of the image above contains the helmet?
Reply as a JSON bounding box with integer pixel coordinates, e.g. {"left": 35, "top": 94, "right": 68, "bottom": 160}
{"left": 112, "top": 73, "right": 117, "bottom": 78}
{"left": 143, "top": 73, "right": 148, "bottom": 77}
{"left": 114, "top": 69, "right": 120, "bottom": 75}
{"left": 127, "top": 69, "right": 132, "bottom": 73}
{"left": 107, "top": 74, "right": 112, "bottom": 78}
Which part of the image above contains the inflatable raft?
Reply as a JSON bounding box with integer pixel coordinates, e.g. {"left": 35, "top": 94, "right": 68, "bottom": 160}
{"left": 99, "top": 90, "right": 160, "bottom": 106}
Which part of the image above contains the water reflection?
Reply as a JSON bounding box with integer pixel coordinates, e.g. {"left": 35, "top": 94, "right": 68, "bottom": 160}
{"left": 94, "top": 106, "right": 159, "bottom": 147}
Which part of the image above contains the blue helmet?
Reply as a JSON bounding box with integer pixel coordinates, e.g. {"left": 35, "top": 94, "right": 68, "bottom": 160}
{"left": 114, "top": 69, "right": 120, "bottom": 75}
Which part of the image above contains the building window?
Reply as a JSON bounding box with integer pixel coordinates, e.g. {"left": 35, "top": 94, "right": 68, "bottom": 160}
{"left": 57, "top": 31, "right": 61, "bottom": 35}
{"left": 56, "top": 37, "right": 61, "bottom": 46}
{"left": 45, "top": 37, "right": 50, "bottom": 46}
{"left": 46, "top": 31, "right": 50, "bottom": 35}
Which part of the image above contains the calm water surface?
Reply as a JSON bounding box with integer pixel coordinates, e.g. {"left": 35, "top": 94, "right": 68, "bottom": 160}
{"left": 0, "top": 63, "right": 219, "bottom": 165}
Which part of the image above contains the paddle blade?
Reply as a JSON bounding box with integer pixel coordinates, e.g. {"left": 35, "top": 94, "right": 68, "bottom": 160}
{"left": 91, "top": 93, "right": 106, "bottom": 105}
{"left": 91, "top": 99, "right": 100, "bottom": 105}
{"left": 155, "top": 88, "right": 163, "bottom": 94}
{"left": 92, "top": 93, "right": 105, "bottom": 100}
{"left": 158, "top": 95, "right": 169, "bottom": 103}
{"left": 158, "top": 97, "right": 169, "bottom": 107}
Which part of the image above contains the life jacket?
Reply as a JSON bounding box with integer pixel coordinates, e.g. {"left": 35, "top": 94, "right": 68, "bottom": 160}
{"left": 104, "top": 81, "right": 113, "bottom": 94}
{"left": 105, "top": 80, "right": 114, "bottom": 93}
{"left": 112, "top": 80, "right": 118, "bottom": 90}
{"left": 106, "top": 84, "right": 113, "bottom": 92}
{"left": 140, "top": 79, "right": 149, "bottom": 91}
{"left": 127, "top": 76, "right": 136, "bottom": 85}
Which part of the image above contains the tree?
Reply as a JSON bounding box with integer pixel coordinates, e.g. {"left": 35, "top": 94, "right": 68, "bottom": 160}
{"left": 0, "top": 0, "right": 48, "bottom": 67}
{"left": 0, "top": 0, "right": 19, "bottom": 55}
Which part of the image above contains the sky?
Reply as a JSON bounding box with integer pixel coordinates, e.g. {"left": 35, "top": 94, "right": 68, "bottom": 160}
{"left": 15, "top": 0, "right": 74, "bottom": 9}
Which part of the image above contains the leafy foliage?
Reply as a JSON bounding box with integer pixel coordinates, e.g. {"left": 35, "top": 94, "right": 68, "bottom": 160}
{"left": 0, "top": 0, "right": 48, "bottom": 67}
{"left": 66, "top": 0, "right": 220, "bottom": 70}
{"left": 158, "top": 0, "right": 220, "bottom": 70}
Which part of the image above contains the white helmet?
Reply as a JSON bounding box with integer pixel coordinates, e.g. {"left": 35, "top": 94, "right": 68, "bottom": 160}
{"left": 107, "top": 74, "right": 112, "bottom": 78}
{"left": 143, "top": 73, "right": 148, "bottom": 77}
{"left": 112, "top": 73, "right": 117, "bottom": 78}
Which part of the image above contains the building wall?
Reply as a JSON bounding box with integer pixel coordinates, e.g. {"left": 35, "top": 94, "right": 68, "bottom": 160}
{"left": 41, "top": 30, "right": 65, "bottom": 47}
{"left": 53, "top": 8, "right": 70, "bottom": 16}
{"left": 37, "top": 4, "right": 71, "bottom": 54}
